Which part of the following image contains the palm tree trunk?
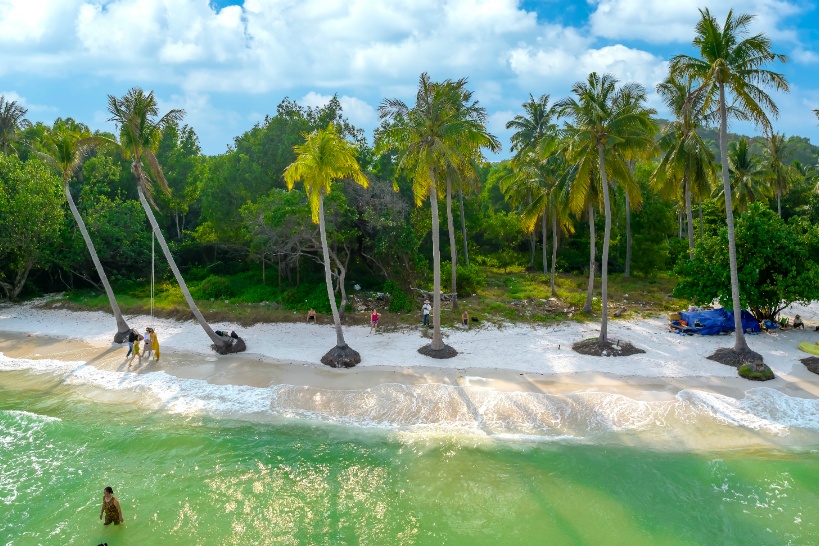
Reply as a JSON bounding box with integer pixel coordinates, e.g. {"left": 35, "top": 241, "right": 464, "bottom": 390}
{"left": 718, "top": 83, "right": 749, "bottom": 352}
{"left": 429, "top": 183, "right": 445, "bottom": 351}
{"left": 541, "top": 210, "right": 548, "bottom": 277}
{"left": 584, "top": 205, "right": 595, "bottom": 313}
{"left": 459, "top": 187, "right": 469, "bottom": 267}
{"left": 137, "top": 185, "right": 225, "bottom": 349}
{"left": 777, "top": 190, "right": 781, "bottom": 217}
{"left": 319, "top": 195, "right": 346, "bottom": 348}
{"left": 65, "top": 180, "right": 130, "bottom": 342}
{"left": 597, "top": 144, "right": 611, "bottom": 344}
{"left": 685, "top": 175, "right": 694, "bottom": 258}
{"left": 624, "top": 192, "right": 631, "bottom": 278}
{"left": 446, "top": 178, "right": 458, "bottom": 310}
{"left": 551, "top": 214, "right": 558, "bottom": 297}
{"left": 529, "top": 231, "right": 536, "bottom": 268}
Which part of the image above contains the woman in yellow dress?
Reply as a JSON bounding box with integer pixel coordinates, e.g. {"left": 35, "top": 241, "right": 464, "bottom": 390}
{"left": 149, "top": 328, "right": 160, "bottom": 361}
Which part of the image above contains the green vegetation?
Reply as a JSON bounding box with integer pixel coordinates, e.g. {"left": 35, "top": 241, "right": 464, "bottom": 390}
{"left": 0, "top": 8, "right": 817, "bottom": 349}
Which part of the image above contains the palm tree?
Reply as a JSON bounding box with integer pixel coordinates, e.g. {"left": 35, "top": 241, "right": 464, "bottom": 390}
{"left": 670, "top": 8, "right": 788, "bottom": 355}
{"left": 761, "top": 132, "right": 799, "bottom": 216}
{"left": 506, "top": 94, "right": 559, "bottom": 278}
{"left": 0, "top": 95, "right": 31, "bottom": 155}
{"left": 41, "top": 119, "right": 131, "bottom": 342}
{"left": 284, "top": 123, "right": 368, "bottom": 367}
{"left": 107, "top": 88, "right": 232, "bottom": 353}
{"left": 443, "top": 84, "right": 499, "bottom": 310}
{"left": 556, "top": 73, "right": 655, "bottom": 343}
{"left": 377, "top": 73, "right": 497, "bottom": 357}
{"left": 716, "top": 137, "right": 769, "bottom": 213}
{"left": 652, "top": 75, "right": 716, "bottom": 257}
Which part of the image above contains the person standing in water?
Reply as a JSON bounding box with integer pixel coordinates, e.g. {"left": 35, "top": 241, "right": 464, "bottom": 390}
{"left": 100, "top": 486, "right": 123, "bottom": 525}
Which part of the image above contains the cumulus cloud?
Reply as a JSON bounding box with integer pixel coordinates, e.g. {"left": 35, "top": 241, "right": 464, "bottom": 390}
{"left": 300, "top": 92, "right": 378, "bottom": 128}
{"left": 588, "top": 0, "right": 802, "bottom": 44}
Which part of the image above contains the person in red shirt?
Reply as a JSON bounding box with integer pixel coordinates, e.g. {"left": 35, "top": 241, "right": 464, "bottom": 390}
{"left": 369, "top": 309, "right": 381, "bottom": 334}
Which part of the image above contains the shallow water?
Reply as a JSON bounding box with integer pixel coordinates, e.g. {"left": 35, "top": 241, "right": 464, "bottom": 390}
{"left": 2, "top": 357, "right": 819, "bottom": 544}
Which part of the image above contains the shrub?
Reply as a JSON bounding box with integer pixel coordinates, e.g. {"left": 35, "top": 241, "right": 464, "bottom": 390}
{"left": 233, "top": 284, "right": 279, "bottom": 303}
{"left": 383, "top": 280, "right": 413, "bottom": 313}
{"left": 456, "top": 264, "right": 486, "bottom": 296}
{"left": 281, "top": 283, "right": 337, "bottom": 313}
{"left": 738, "top": 363, "right": 775, "bottom": 381}
{"left": 198, "top": 275, "right": 234, "bottom": 299}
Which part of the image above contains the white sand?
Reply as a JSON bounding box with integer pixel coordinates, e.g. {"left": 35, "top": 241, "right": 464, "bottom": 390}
{"left": 1, "top": 298, "right": 818, "bottom": 381}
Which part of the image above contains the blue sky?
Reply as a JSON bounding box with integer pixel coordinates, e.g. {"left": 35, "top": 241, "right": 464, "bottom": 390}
{"left": 1, "top": 0, "right": 817, "bottom": 157}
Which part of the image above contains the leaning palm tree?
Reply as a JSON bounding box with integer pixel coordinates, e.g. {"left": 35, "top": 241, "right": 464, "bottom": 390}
{"left": 41, "top": 119, "right": 131, "bottom": 342}
{"left": 670, "top": 8, "right": 788, "bottom": 356}
{"left": 107, "top": 87, "right": 233, "bottom": 353}
{"left": 284, "top": 123, "right": 368, "bottom": 367}
{"left": 761, "top": 132, "right": 799, "bottom": 216}
{"left": 0, "top": 95, "right": 31, "bottom": 155}
{"left": 377, "top": 73, "right": 497, "bottom": 357}
{"left": 556, "top": 73, "right": 655, "bottom": 343}
{"left": 652, "top": 75, "right": 716, "bottom": 257}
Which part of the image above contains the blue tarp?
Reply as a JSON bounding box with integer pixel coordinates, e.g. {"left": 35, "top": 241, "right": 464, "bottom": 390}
{"left": 678, "top": 308, "right": 760, "bottom": 335}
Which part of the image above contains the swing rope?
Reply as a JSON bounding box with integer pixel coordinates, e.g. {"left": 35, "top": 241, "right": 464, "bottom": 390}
{"left": 150, "top": 230, "right": 155, "bottom": 328}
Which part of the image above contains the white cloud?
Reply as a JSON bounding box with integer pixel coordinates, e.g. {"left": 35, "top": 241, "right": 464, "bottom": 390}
{"left": 588, "top": 0, "right": 802, "bottom": 44}
{"left": 792, "top": 48, "right": 819, "bottom": 65}
{"left": 300, "top": 92, "right": 377, "bottom": 128}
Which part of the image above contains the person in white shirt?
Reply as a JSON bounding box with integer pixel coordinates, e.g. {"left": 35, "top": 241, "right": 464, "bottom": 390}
{"left": 422, "top": 300, "right": 431, "bottom": 326}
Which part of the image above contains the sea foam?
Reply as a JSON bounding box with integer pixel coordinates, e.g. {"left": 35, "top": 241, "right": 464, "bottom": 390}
{"left": 1, "top": 353, "right": 819, "bottom": 440}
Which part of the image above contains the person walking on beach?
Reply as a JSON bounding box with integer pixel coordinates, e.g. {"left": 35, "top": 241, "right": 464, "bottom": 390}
{"left": 148, "top": 328, "right": 160, "bottom": 362}
{"left": 125, "top": 328, "right": 138, "bottom": 358}
{"left": 127, "top": 332, "right": 143, "bottom": 368}
{"left": 369, "top": 309, "right": 381, "bottom": 334}
{"left": 422, "top": 300, "right": 431, "bottom": 327}
{"left": 100, "top": 486, "right": 123, "bottom": 525}
{"left": 462, "top": 310, "right": 469, "bottom": 327}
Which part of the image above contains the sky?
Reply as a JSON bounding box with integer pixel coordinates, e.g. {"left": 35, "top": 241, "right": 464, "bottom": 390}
{"left": 1, "top": 0, "right": 818, "bottom": 158}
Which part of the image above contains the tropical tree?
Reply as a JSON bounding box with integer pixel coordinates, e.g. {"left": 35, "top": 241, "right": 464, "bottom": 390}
{"left": 284, "top": 123, "right": 368, "bottom": 367}
{"left": 0, "top": 95, "right": 31, "bottom": 155}
{"left": 443, "top": 85, "right": 499, "bottom": 310}
{"left": 377, "top": 73, "right": 497, "bottom": 357}
{"left": 40, "top": 119, "right": 131, "bottom": 341}
{"left": 506, "top": 94, "right": 559, "bottom": 278}
{"left": 107, "top": 87, "right": 232, "bottom": 353}
{"left": 556, "top": 73, "right": 656, "bottom": 343}
{"left": 718, "top": 137, "right": 769, "bottom": 213}
{"left": 652, "top": 75, "right": 716, "bottom": 256}
{"left": 761, "top": 132, "right": 800, "bottom": 216}
{"left": 670, "top": 8, "right": 788, "bottom": 355}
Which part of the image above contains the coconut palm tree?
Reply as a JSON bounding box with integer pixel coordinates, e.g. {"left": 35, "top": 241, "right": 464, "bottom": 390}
{"left": 506, "top": 94, "right": 559, "bottom": 278}
{"left": 443, "top": 84, "right": 499, "bottom": 310}
{"left": 0, "top": 95, "right": 31, "bottom": 155}
{"left": 556, "top": 73, "right": 655, "bottom": 343}
{"left": 284, "top": 123, "right": 368, "bottom": 367}
{"left": 377, "top": 73, "right": 497, "bottom": 357}
{"left": 715, "top": 137, "right": 769, "bottom": 213}
{"left": 107, "top": 87, "right": 231, "bottom": 353}
{"left": 670, "top": 8, "right": 788, "bottom": 355}
{"left": 40, "top": 119, "right": 131, "bottom": 342}
{"left": 761, "top": 132, "right": 799, "bottom": 216}
{"left": 652, "top": 75, "right": 716, "bottom": 257}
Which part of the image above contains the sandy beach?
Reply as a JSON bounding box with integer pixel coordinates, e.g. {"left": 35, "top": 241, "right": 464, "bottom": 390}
{"left": 2, "top": 299, "right": 819, "bottom": 449}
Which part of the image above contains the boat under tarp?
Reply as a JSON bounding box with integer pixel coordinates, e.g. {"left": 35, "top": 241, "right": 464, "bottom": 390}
{"left": 678, "top": 308, "right": 760, "bottom": 335}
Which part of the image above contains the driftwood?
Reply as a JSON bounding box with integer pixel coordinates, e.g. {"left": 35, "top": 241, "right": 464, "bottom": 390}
{"left": 409, "top": 286, "right": 456, "bottom": 302}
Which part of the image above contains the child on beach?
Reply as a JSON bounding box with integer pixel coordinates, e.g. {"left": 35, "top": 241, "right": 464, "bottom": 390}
{"left": 127, "top": 333, "right": 143, "bottom": 368}
{"left": 369, "top": 309, "right": 381, "bottom": 334}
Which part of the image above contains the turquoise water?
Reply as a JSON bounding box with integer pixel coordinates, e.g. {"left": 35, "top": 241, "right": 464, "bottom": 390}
{"left": 2, "top": 380, "right": 818, "bottom": 545}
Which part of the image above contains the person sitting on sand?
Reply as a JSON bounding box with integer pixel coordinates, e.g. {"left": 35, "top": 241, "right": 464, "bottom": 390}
{"left": 100, "top": 486, "right": 123, "bottom": 526}
{"left": 306, "top": 308, "right": 317, "bottom": 324}
{"left": 794, "top": 314, "right": 805, "bottom": 329}
{"left": 127, "top": 332, "right": 143, "bottom": 368}
{"left": 462, "top": 310, "right": 469, "bottom": 327}
{"left": 369, "top": 309, "right": 381, "bottom": 334}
